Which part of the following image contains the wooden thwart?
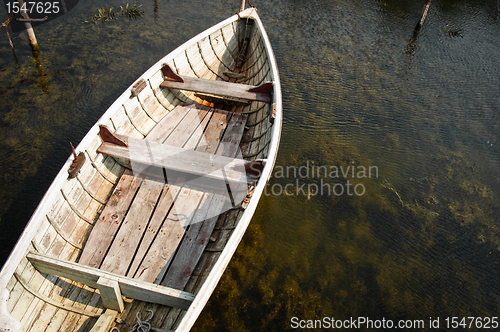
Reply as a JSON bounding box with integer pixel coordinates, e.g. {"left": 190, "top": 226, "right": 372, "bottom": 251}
{"left": 194, "top": 93, "right": 251, "bottom": 107}
{"left": 27, "top": 251, "right": 195, "bottom": 311}
{"left": 97, "top": 129, "right": 248, "bottom": 184}
{"left": 160, "top": 64, "right": 272, "bottom": 103}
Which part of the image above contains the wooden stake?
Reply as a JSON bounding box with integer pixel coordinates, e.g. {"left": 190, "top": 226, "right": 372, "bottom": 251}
{"left": 1, "top": 13, "right": 18, "bottom": 62}
{"left": 415, "top": 0, "right": 432, "bottom": 31}
{"left": 239, "top": 0, "right": 245, "bottom": 12}
{"left": 17, "top": 0, "right": 39, "bottom": 52}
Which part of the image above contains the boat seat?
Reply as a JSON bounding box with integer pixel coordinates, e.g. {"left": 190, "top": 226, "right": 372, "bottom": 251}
{"left": 159, "top": 64, "right": 273, "bottom": 103}
{"left": 97, "top": 125, "right": 249, "bottom": 184}
{"left": 27, "top": 251, "right": 195, "bottom": 312}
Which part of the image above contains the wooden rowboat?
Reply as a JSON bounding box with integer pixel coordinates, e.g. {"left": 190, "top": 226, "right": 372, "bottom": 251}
{"left": 0, "top": 4, "right": 281, "bottom": 332}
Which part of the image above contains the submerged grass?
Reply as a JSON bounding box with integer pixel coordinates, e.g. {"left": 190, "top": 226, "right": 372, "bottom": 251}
{"left": 85, "top": 3, "right": 144, "bottom": 24}
{"left": 195, "top": 113, "right": 500, "bottom": 331}
{"left": 194, "top": 1, "right": 500, "bottom": 330}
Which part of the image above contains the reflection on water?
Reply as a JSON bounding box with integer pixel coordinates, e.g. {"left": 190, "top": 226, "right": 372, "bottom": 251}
{"left": 1, "top": 0, "right": 500, "bottom": 331}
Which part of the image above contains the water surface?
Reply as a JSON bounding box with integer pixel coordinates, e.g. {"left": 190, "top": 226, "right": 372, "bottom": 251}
{"left": 1, "top": 0, "right": 500, "bottom": 331}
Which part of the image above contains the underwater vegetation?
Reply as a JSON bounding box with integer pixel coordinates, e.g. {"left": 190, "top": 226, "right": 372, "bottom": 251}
{"left": 192, "top": 1, "right": 500, "bottom": 328}
{"left": 194, "top": 114, "right": 500, "bottom": 332}
{"left": 446, "top": 29, "right": 463, "bottom": 38}
{"left": 85, "top": 3, "right": 145, "bottom": 24}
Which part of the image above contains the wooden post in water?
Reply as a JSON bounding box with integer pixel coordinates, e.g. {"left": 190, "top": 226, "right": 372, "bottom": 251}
{"left": 18, "top": 0, "right": 39, "bottom": 52}
{"left": 415, "top": 0, "right": 432, "bottom": 31}
{"left": 15, "top": 0, "right": 49, "bottom": 91}
{"left": 1, "top": 13, "right": 18, "bottom": 62}
{"left": 239, "top": 0, "right": 245, "bottom": 12}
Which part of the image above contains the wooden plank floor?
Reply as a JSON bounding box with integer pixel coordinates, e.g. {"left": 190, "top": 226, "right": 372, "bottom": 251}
{"left": 79, "top": 104, "right": 248, "bottom": 293}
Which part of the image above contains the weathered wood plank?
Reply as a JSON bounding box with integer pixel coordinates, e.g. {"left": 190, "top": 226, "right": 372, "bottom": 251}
{"left": 56, "top": 282, "right": 99, "bottom": 332}
{"left": 123, "top": 99, "right": 157, "bottom": 137}
{"left": 97, "top": 134, "right": 247, "bottom": 184}
{"left": 185, "top": 43, "right": 209, "bottom": 79}
{"left": 221, "top": 23, "right": 238, "bottom": 56}
{"left": 146, "top": 105, "right": 190, "bottom": 143}
{"left": 127, "top": 180, "right": 183, "bottom": 280}
{"left": 12, "top": 245, "right": 63, "bottom": 330}
{"left": 149, "top": 71, "right": 184, "bottom": 111}
{"left": 241, "top": 29, "right": 267, "bottom": 71}
{"left": 131, "top": 108, "right": 229, "bottom": 286}
{"left": 86, "top": 153, "right": 121, "bottom": 185}
{"left": 136, "top": 187, "right": 204, "bottom": 284}
{"left": 33, "top": 241, "right": 81, "bottom": 318}
{"left": 149, "top": 68, "right": 165, "bottom": 87}
{"left": 172, "top": 53, "right": 195, "bottom": 78}
{"left": 159, "top": 110, "right": 247, "bottom": 291}
{"left": 31, "top": 216, "right": 52, "bottom": 254}
{"left": 195, "top": 110, "right": 230, "bottom": 154}
{"left": 160, "top": 74, "right": 271, "bottom": 103}
{"left": 17, "top": 273, "right": 87, "bottom": 332}
{"left": 5, "top": 259, "right": 30, "bottom": 313}
{"left": 46, "top": 177, "right": 81, "bottom": 227}
{"left": 78, "top": 174, "right": 142, "bottom": 268}
{"left": 189, "top": 210, "right": 242, "bottom": 297}
{"left": 182, "top": 108, "right": 213, "bottom": 151}
{"left": 126, "top": 109, "right": 227, "bottom": 282}
{"left": 27, "top": 252, "right": 195, "bottom": 310}
{"left": 89, "top": 309, "right": 118, "bottom": 332}
{"left": 162, "top": 106, "right": 209, "bottom": 147}
{"left": 12, "top": 271, "right": 99, "bottom": 319}
{"left": 217, "top": 113, "right": 247, "bottom": 157}
{"left": 208, "top": 33, "right": 232, "bottom": 73}
{"left": 24, "top": 244, "right": 81, "bottom": 330}
{"left": 77, "top": 164, "right": 107, "bottom": 205}
{"left": 111, "top": 106, "right": 144, "bottom": 138}
{"left": 100, "top": 179, "right": 164, "bottom": 276}
{"left": 161, "top": 193, "right": 225, "bottom": 290}
{"left": 160, "top": 306, "right": 183, "bottom": 331}
{"left": 197, "top": 38, "right": 223, "bottom": 80}
{"left": 92, "top": 164, "right": 119, "bottom": 201}
{"left": 184, "top": 214, "right": 230, "bottom": 292}
{"left": 218, "top": 112, "right": 249, "bottom": 204}
{"left": 66, "top": 286, "right": 102, "bottom": 332}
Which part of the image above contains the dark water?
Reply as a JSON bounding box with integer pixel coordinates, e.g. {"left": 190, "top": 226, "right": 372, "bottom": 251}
{"left": 2, "top": 0, "right": 500, "bottom": 331}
